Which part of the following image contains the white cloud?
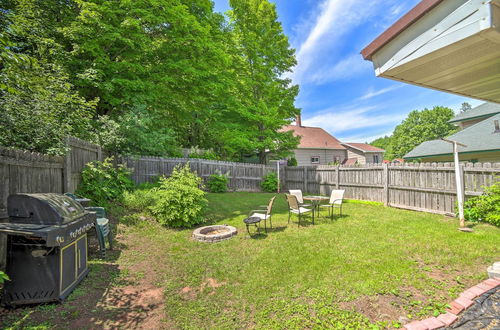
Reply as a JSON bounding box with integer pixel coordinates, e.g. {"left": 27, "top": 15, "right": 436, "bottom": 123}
{"left": 359, "top": 85, "right": 403, "bottom": 101}
{"left": 339, "top": 130, "right": 393, "bottom": 143}
{"left": 302, "top": 105, "right": 404, "bottom": 134}
{"left": 291, "top": 0, "right": 384, "bottom": 85}
{"left": 308, "top": 54, "right": 371, "bottom": 85}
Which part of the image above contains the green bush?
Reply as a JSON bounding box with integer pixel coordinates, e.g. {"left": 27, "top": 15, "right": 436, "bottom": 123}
{"left": 207, "top": 173, "right": 229, "bottom": 193}
{"left": 287, "top": 157, "right": 297, "bottom": 166}
{"left": 123, "top": 188, "right": 159, "bottom": 211}
{"left": 261, "top": 172, "right": 278, "bottom": 192}
{"left": 76, "top": 157, "right": 134, "bottom": 206}
{"left": 463, "top": 178, "right": 500, "bottom": 227}
{"left": 0, "top": 271, "right": 9, "bottom": 284}
{"left": 149, "top": 164, "right": 207, "bottom": 228}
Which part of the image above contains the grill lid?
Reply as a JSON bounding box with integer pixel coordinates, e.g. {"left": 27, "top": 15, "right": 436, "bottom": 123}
{"left": 7, "top": 193, "right": 86, "bottom": 225}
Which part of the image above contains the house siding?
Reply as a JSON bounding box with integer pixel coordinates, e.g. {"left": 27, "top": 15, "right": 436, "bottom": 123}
{"left": 458, "top": 118, "right": 483, "bottom": 130}
{"left": 346, "top": 148, "right": 366, "bottom": 165}
{"left": 344, "top": 146, "right": 384, "bottom": 164}
{"left": 293, "top": 148, "right": 347, "bottom": 166}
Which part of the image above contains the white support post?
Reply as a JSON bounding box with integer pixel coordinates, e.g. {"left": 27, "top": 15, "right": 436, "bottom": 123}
{"left": 453, "top": 142, "right": 465, "bottom": 228}
{"left": 442, "top": 138, "right": 470, "bottom": 232}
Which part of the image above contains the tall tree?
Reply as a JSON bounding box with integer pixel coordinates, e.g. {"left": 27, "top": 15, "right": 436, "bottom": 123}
{"left": 370, "top": 135, "right": 392, "bottom": 160}
{"left": 227, "top": 0, "right": 299, "bottom": 163}
{"left": 390, "top": 106, "right": 457, "bottom": 159}
{"left": 460, "top": 102, "right": 472, "bottom": 113}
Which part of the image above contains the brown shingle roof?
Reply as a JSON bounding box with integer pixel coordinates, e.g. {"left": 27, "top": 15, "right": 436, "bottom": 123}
{"left": 342, "top": 143, "right": 385, "bottom": 152}
{"left": 281, "top": 125, "right": 345, "bottom": 150}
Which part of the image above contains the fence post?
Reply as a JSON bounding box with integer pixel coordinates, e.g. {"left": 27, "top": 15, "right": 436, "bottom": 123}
{"left": 232, "top": 163, "right": 237, "bottom": 191}
{"left": 303, "top": 167, "right": 308, "bottom": 193}
{"left": 97, "top": 145, "right": 103, "bottom": 161}
{"left": 336, "top": 165, "right": 340, "bottom": 189}
{"left": 383, "top": 163, "right": 389, "bottom": 206}
{"left": 63, "top": 138, "right": 71, "bottom": 193}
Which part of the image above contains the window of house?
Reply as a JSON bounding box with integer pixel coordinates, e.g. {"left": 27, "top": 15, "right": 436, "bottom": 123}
{"left": 311, "top": 156, "right": 320, "bottom": 164}
{"left": 373, "top": 155, "right": 379, "bottom": 163}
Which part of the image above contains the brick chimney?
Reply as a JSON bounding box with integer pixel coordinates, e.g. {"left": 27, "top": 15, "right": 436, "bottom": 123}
{"left": 296, "top": 114, "right": 302, "bottom": 127}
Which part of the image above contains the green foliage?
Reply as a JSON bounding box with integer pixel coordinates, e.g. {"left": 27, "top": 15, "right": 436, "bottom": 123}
{"left": 463, "top": 179, "right": 500, "bottom": 227}
{"left": 0, "top": 62, "right": 97, "bottom": 155}
{"left": 207, "top": 173, "right": 229, "bottom": 193}
{"left": 287, "top": 157, "right": 297, "bottom": 166}
{"left": 370, "top": 135, "right": 392, "bottom": 160}
{"left": 225, "top": 0, "right": 300, "bottom": 163}
{"left": 188, "top": 147, "right": 220, "bottom": 160}
{"left": 0, "top": 271, "right": 9, "bottom": 284}
{"left": 76, "top": 157, "right": 134, "bottom": 206}
{"left": 388, "top": 106, "right": 457, "bottom": 159}
{"left": 149, "top": 164, "right": 207, "bottom": 228}
{"left": 3, "top": 0, "right": 301, "bottom": 160}
{"left": 123, "top": 188, "right": 159, "bottom": 212}
{"left": 261, "top": 172, "right": 278, "bottom": 192}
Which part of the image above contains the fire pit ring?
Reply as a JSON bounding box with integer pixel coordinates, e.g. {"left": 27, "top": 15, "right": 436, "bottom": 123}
{"left": 192, "top": 225, "right": 237, "bottom": 243}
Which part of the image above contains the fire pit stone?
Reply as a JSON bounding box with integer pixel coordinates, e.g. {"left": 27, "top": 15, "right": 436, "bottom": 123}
{"left": 192, "top": 225, "right": 237, "bottom": 242}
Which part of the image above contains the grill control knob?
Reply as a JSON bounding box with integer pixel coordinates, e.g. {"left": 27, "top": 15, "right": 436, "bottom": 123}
{"left": 55, "top": 236, "right": 65, "bottom": 244}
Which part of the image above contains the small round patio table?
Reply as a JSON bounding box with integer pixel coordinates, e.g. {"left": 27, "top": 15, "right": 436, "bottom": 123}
{"left": 303, "top": 196, "right": 329, "bottom": 217}
{"left": 243, "top": 216, "right": 263, "bottom": 234}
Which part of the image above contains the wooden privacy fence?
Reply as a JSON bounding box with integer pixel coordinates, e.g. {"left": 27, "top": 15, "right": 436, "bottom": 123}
{"left": 125, "top": 156, "right": 275, "bottom": 192}
{"left": 0, "top": 137, "right": 104, "bottom": 219}
{"left": 283, "top": 162, "right": 500, "bottom": 216}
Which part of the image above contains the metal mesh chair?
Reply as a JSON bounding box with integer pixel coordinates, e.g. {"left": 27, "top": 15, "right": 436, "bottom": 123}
{"left": 285, "top": 194, "right": 314, "bottom": 227}
{"left": 320, "top": 190, "right": 345, "bottom": 219}
{"left": 246, "top": 196, "right": 276, "bottom": 234}
{"left": 288, "top": 190, "right": 311, "bottom": 207}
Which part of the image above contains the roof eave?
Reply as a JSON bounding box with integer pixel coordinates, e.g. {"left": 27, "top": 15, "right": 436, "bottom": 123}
{"left": 361, "top": 0, "right": 445, "bottom": 61}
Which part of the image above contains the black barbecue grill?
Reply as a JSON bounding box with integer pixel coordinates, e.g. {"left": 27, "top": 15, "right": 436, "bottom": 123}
{"left": 0, "top": 193, "right": 95, "bottom": 306}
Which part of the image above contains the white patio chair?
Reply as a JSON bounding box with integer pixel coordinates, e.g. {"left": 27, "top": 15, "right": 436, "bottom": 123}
{"left": 285, "top": 194, "right": 314, "bottom": 227}
{"left": 320, "top": 189, "right": 345, "bottom": 219}
{"left": 288, "top": 189, "right": 311, "bottom": 207}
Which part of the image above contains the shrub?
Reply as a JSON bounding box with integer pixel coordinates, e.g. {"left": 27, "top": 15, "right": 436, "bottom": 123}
{"left": 149, "top": 164, "right": 207, "bottom": 228}
{"left": 287, "top": 157, "right": 297, "bottom": 166}
{"left": 123, "top": 188, "right": 159, "bottom": 211}
{"left": 261, "top": 172, "right": 278, "bottom": 192}
{"left": 207, "top": 173, "right": 229, "bottom": 193}
{"left": 463, "top": 178, "right": 500, "bottom": 227}
{"left": 76, "top": 157, "right": 134, "bottom": 206}
{"left": 0, "top": 271, "right": 9, "bottom": 284}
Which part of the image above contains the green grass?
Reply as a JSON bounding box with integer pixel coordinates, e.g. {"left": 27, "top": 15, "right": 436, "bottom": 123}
{"left": 117, "top": 192, "right": 500, "bottom": 329}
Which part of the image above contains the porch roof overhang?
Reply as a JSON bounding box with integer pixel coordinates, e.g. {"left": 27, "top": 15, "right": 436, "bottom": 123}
{"left": 361, "top": 0, "right": 500, "bottom": 103}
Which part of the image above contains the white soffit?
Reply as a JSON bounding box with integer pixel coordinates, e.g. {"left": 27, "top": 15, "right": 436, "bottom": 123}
{"left": 371, "top": 0, "right": 500, "bottom": 103}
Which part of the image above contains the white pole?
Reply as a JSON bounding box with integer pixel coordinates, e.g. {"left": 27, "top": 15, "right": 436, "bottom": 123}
{"left": 453, "top": 142, "right": 465, "bottom": 228}
{"left": 441, "top": 138, "right": 469, "bottom": 231}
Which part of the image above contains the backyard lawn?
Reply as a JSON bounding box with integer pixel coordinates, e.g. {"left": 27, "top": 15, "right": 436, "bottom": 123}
{"left": 1, "top": 192, "right": 499, "bottom": 329}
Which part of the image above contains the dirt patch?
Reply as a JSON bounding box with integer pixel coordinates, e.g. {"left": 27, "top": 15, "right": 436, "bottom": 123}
{"left": 339, "top": 294, "right": 405, "bottom": 322}
{"left": 0, "top": 213, "right": 169, "bottom": 330}
{"left": 179, "top": 277, "right": 226, "bottom": 300}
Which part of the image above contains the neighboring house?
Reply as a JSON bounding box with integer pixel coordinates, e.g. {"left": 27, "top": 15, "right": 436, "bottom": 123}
{"left": 341, "top": 143, "right": 385, "bottom": 165}
{"left": 280, "top": 117, "right": 346, "bottom": 166}
{"left": 280, "top": 116, "right": 385, "bottom": 166}
{"left": 404, "top": 103, "right": 500, "bottom": 162}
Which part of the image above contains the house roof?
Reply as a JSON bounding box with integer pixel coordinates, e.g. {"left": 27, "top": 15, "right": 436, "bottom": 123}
{"left": 361, "top": 0, "right": 444, "bottom": 60}
{"left": 404, "top": 113, "right": 500, "bottom": 159}
{"left": 449, "top": 103, "right": 500, "bottom": 124}
{"left": 281, "top": 125, "right": 345, "bottom": 150}
{"left": 342, "top": 143, "right": 385, "bottom": 153}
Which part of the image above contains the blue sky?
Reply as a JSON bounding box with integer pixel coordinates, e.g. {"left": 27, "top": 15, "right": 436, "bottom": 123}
{"left": 213, "top": 0, "right": 483, "bottom": 143}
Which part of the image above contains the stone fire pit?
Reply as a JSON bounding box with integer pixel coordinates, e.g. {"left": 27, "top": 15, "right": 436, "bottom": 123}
{"left": 192, "top": 225, "right": 237, "bottom": 243}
